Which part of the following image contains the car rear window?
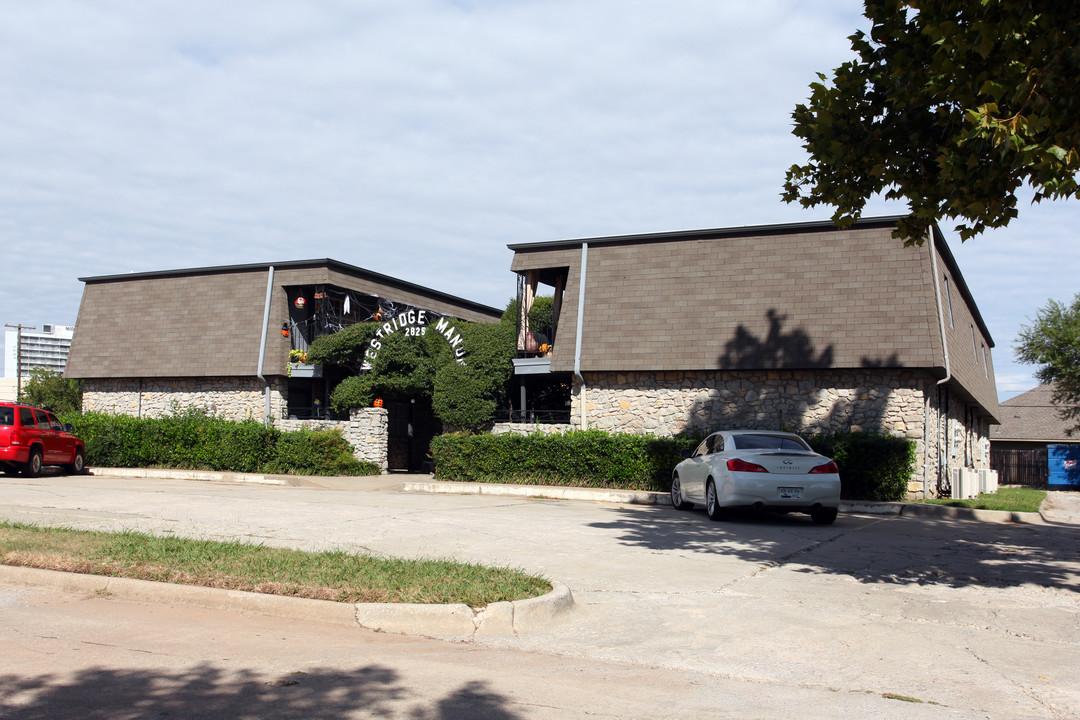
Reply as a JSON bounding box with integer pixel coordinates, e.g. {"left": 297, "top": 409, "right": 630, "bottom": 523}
{"left": 19, "top": 407, "right": 35, "bottom": 428}
{"left": 0, "top": 407, "right": 13, "bottom": 426}
{"left": 733, "top": 434, "right": 809, "bottom": 451}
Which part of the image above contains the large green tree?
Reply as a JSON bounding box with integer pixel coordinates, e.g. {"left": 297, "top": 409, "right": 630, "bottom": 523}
{"left": 1015, "top": 293, "right": 1080, "bottom": 436}
{"left": 783, "top": 1, "right": 1080, "bottom": 243}
{"left": 19, "top": 368, "right": 82, "bottom": 416}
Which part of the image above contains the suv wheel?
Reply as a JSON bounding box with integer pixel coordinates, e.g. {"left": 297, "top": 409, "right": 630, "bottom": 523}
{"left": 66, "top": 450, "right": 85, "bottom": 475}
{"left": 22, "top": 448, "right": 43, "bottom": 478}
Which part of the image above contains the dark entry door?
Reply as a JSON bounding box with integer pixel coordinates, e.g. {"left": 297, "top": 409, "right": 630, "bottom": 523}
{"left": 385, "top": 398, "right": 437, "bottom": 472}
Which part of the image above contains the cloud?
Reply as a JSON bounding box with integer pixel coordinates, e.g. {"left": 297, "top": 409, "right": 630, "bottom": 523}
{"left": 0, "top": 0, "right": 1073, "bottom": 406}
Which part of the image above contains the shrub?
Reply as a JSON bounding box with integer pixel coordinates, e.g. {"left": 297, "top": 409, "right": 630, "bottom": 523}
{"left": 432, "top": 428, "right": 914, "bottom": 500}
{"left": 430, "top": 430, "right": 699, "bottom": 491}
{"left": 63, "top": 412, "right": 379, "bottom": 477}
{"left": 804, "top": 432, "right": 915, "bottom": 501}
{"left": 262, "top": 427, "right": 379, "bottom": 476}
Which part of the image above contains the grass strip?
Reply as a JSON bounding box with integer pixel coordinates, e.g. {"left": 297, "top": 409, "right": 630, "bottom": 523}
{"left": 920, "top": 487, "right": 1046, "bottom": 514}
{"left": 0, "top": 522, "right": 550, "bottom": 607}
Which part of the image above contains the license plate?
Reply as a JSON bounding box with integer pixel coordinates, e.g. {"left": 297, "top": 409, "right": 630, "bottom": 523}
{"left": 778, "top": 487, "right": 803, "bottom": 499}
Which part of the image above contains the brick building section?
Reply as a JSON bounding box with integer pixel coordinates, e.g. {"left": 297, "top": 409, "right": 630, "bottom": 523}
{"left": 508, "top": 217, "right": 1000, "bottom": 497}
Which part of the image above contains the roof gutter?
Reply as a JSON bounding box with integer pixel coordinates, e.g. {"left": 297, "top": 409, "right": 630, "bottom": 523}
{"left": 256, "top": 265, "right": 275, "bottom": 425}
{"left": 929, "top": 228, "right": 951, "bottom": 387}
{"left": 925, "top": 228, "right": 952, "bottom": 500}
{"left": 573, "top": 243, "right": 588, "bottom": 430}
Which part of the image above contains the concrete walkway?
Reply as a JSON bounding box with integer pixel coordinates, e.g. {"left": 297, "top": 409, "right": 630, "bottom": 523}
{"left": 2, "top": 470, "right": 1079, "bottom": 718}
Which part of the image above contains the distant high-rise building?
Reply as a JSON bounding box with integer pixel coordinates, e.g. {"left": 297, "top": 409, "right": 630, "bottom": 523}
{"left": 4, "top": 324, "right": 75, "bottom": 379}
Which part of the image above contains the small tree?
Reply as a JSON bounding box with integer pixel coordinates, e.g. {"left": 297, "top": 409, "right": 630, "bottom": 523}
{"left": 19, "top": 368, "right": 83, "bottom": 415}
{"left": 1015, "top": 293, "right": 1080, "bottom": 435}
{"left": 307, "top": 307, "right": 519, "bottom": 429}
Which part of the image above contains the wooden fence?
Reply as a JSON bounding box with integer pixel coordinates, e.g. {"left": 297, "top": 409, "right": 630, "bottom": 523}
{"left": 990, "top": 447, "right": 1048, "bottom": 488}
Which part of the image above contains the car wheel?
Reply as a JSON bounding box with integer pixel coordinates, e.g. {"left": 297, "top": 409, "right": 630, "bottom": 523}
{"left": 811, "top": 507, "right": 838, "bottom": 525}
{"left": 705, "top": 480, "right": 727, "bottom": 521}
{"left": 670, "top": 474, "right": 692, "bottom": 510}
{"left": 66, "top": 450, "right": 85, "bottom": 475}
{"left": 22, "top": 449, "right": 43, "bottom": 478}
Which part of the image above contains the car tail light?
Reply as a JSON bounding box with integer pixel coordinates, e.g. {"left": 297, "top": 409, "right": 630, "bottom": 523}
{"left": 727, "top": 458, "right": 768, "bottom": 473}
{"left": 809, "top": 461, "right": 839, "bottom": 474}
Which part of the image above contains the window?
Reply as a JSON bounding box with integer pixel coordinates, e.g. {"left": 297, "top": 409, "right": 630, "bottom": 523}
{"left": 982, "top": 344, "right": 989, "bottom": 379}
{"left": 693, "top": 438, "right": 710, "bottom": 458}
{"left": 971, "top": 325, "right": 978, "bottom": 357}
{"left": 733, "top": 434, "right": 810, "bottom": 451}
{"left": 943, "top": 274, "right": 954, "bottom": 328}
{"left": 19, "top": 407, "right": 34, "bottom": 427}
{"left": 695, "top": 434, "right": 725, "bottom": 456}
{"left": 0, "top": 407, "right": 13, "bottom": 426}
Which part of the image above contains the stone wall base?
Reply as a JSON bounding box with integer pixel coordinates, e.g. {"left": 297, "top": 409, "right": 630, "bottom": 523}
{"left": 491, "top": 423, "right": 574, "bottom": 436}
{"left": 82, "top": 377, "right": 286, "bottom": 422}
{"left": 82, "top": 378, "right": 387, "bottom": 471}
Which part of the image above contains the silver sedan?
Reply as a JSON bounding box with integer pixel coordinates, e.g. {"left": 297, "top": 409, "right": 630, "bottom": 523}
{"left": 670, "top": 430, "right": 841, "bottom": 524}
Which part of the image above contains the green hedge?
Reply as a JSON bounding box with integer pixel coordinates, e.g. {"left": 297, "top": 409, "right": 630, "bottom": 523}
{"left": 431, "top": 429, "right": 915, "bottom": 500}
{"left": 430, "top": 430, "right": 699, "bottom": 491}
{"left": 804, "top": 432, "right": 916, "bottom": 501}
{"left": 63, "top": 411, "right": 380, "bottom": 477}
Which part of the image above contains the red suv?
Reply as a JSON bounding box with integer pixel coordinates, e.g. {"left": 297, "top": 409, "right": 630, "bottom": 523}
{"left": 0, "top": 402, "right": 86, "bottom": 477}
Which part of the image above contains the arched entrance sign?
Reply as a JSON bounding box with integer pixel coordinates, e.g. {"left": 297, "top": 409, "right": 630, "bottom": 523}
{"left": 361, "top": 309, "right": 466, "bottom": 370}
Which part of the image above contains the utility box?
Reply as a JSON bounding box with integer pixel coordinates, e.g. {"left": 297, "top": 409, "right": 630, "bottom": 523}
{"left": 951, "top": 468, "right": 980, "bottom": 499}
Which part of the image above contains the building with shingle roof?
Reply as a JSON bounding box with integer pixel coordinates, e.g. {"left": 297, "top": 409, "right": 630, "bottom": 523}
{"left": 65, "top": 259, "right": 502, "bottom": 471}
{"left": 991, "top": 384, "right": 1074, "bottom": 444}
{"left": 990, "top": 384, "right": 1079, "bottom": 487}
{"left": 507, "top": 216, "right": 999, "bottom": 498}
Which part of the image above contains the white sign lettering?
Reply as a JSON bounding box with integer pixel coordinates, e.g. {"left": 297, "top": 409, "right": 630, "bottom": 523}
{"left": 362, "top": 309, "right": 466, "bottom": 369}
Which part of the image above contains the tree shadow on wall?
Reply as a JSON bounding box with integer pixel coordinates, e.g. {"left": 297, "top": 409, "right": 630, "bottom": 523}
{"left": 718, "top": 309, "right": 834, "bottom": 370}
{"left": 0, "top": 664, "right": 522, "bottom": 720}
{"left": 685, "top": 309, "right": 902, "bottom": 434}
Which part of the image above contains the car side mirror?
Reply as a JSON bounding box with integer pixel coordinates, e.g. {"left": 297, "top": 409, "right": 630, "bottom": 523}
{"left": 680, "top": 449, "right": 691, "bottom": 458}
{"left": 64, "top": 423, "right": 74, "bottom": 432}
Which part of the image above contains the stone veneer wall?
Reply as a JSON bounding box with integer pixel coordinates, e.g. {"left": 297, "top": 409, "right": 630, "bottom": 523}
{"left": 491, "top": 422, "right": 573, "bottom": 435}
{"left": 573, "top": 369, "right": 936, "bottom": 495}
{"left": 922, "top": 385, "right": 991, "bottom": 498}
{"left": 574, "top": 369, "right": 927, "bottom": 436}
{"left": 278, "top": 408, "right": 388, "bottom": 471}
{"left": 567, "top": 369, "right": 991, "bottom": 499}
{"left": 82, "top": 377, "right": 288, "bottom": 422}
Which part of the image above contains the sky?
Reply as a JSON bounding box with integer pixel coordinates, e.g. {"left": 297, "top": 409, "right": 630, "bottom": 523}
{"left": 2, "top": 1, "right": 1076, "bottom": 402}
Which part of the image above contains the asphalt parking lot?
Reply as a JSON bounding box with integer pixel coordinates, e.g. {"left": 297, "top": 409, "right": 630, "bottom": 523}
{"left": 1, "top": 472, "right": 1078, "bottom": 719}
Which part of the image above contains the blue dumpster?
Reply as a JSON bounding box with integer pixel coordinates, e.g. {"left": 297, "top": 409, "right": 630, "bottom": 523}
{"left": 1048, "top": 444, "right": 1080, "bottom": 489}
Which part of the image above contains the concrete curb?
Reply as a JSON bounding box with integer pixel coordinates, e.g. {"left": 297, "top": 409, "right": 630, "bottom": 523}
{"left": 93, "top": 469, "right": 1059, "bottom": 526}
{"left": 403, "top": 480, "right": 668, "bottom": 505}
{"left": 405, "top": 480, "right": 1056, "bottom": 525}
{"left": 96, "top": 467, "right": 294, "bottom": 486}
{"left": 898, "top": 502, "right": 1047, "bottom": 525}
{"left": 0, "top": 566, "right": 574, "bottom": 640}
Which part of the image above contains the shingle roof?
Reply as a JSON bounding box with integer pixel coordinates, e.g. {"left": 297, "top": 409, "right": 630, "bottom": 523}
{"left": 991, "top": 384, "right": 1076, "bottom": 442}
{"left": 508, "top": 216, "right": 999, "bottom": 420}
{"left": 66, "top": 259, "right": 502, "bottom": 380}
